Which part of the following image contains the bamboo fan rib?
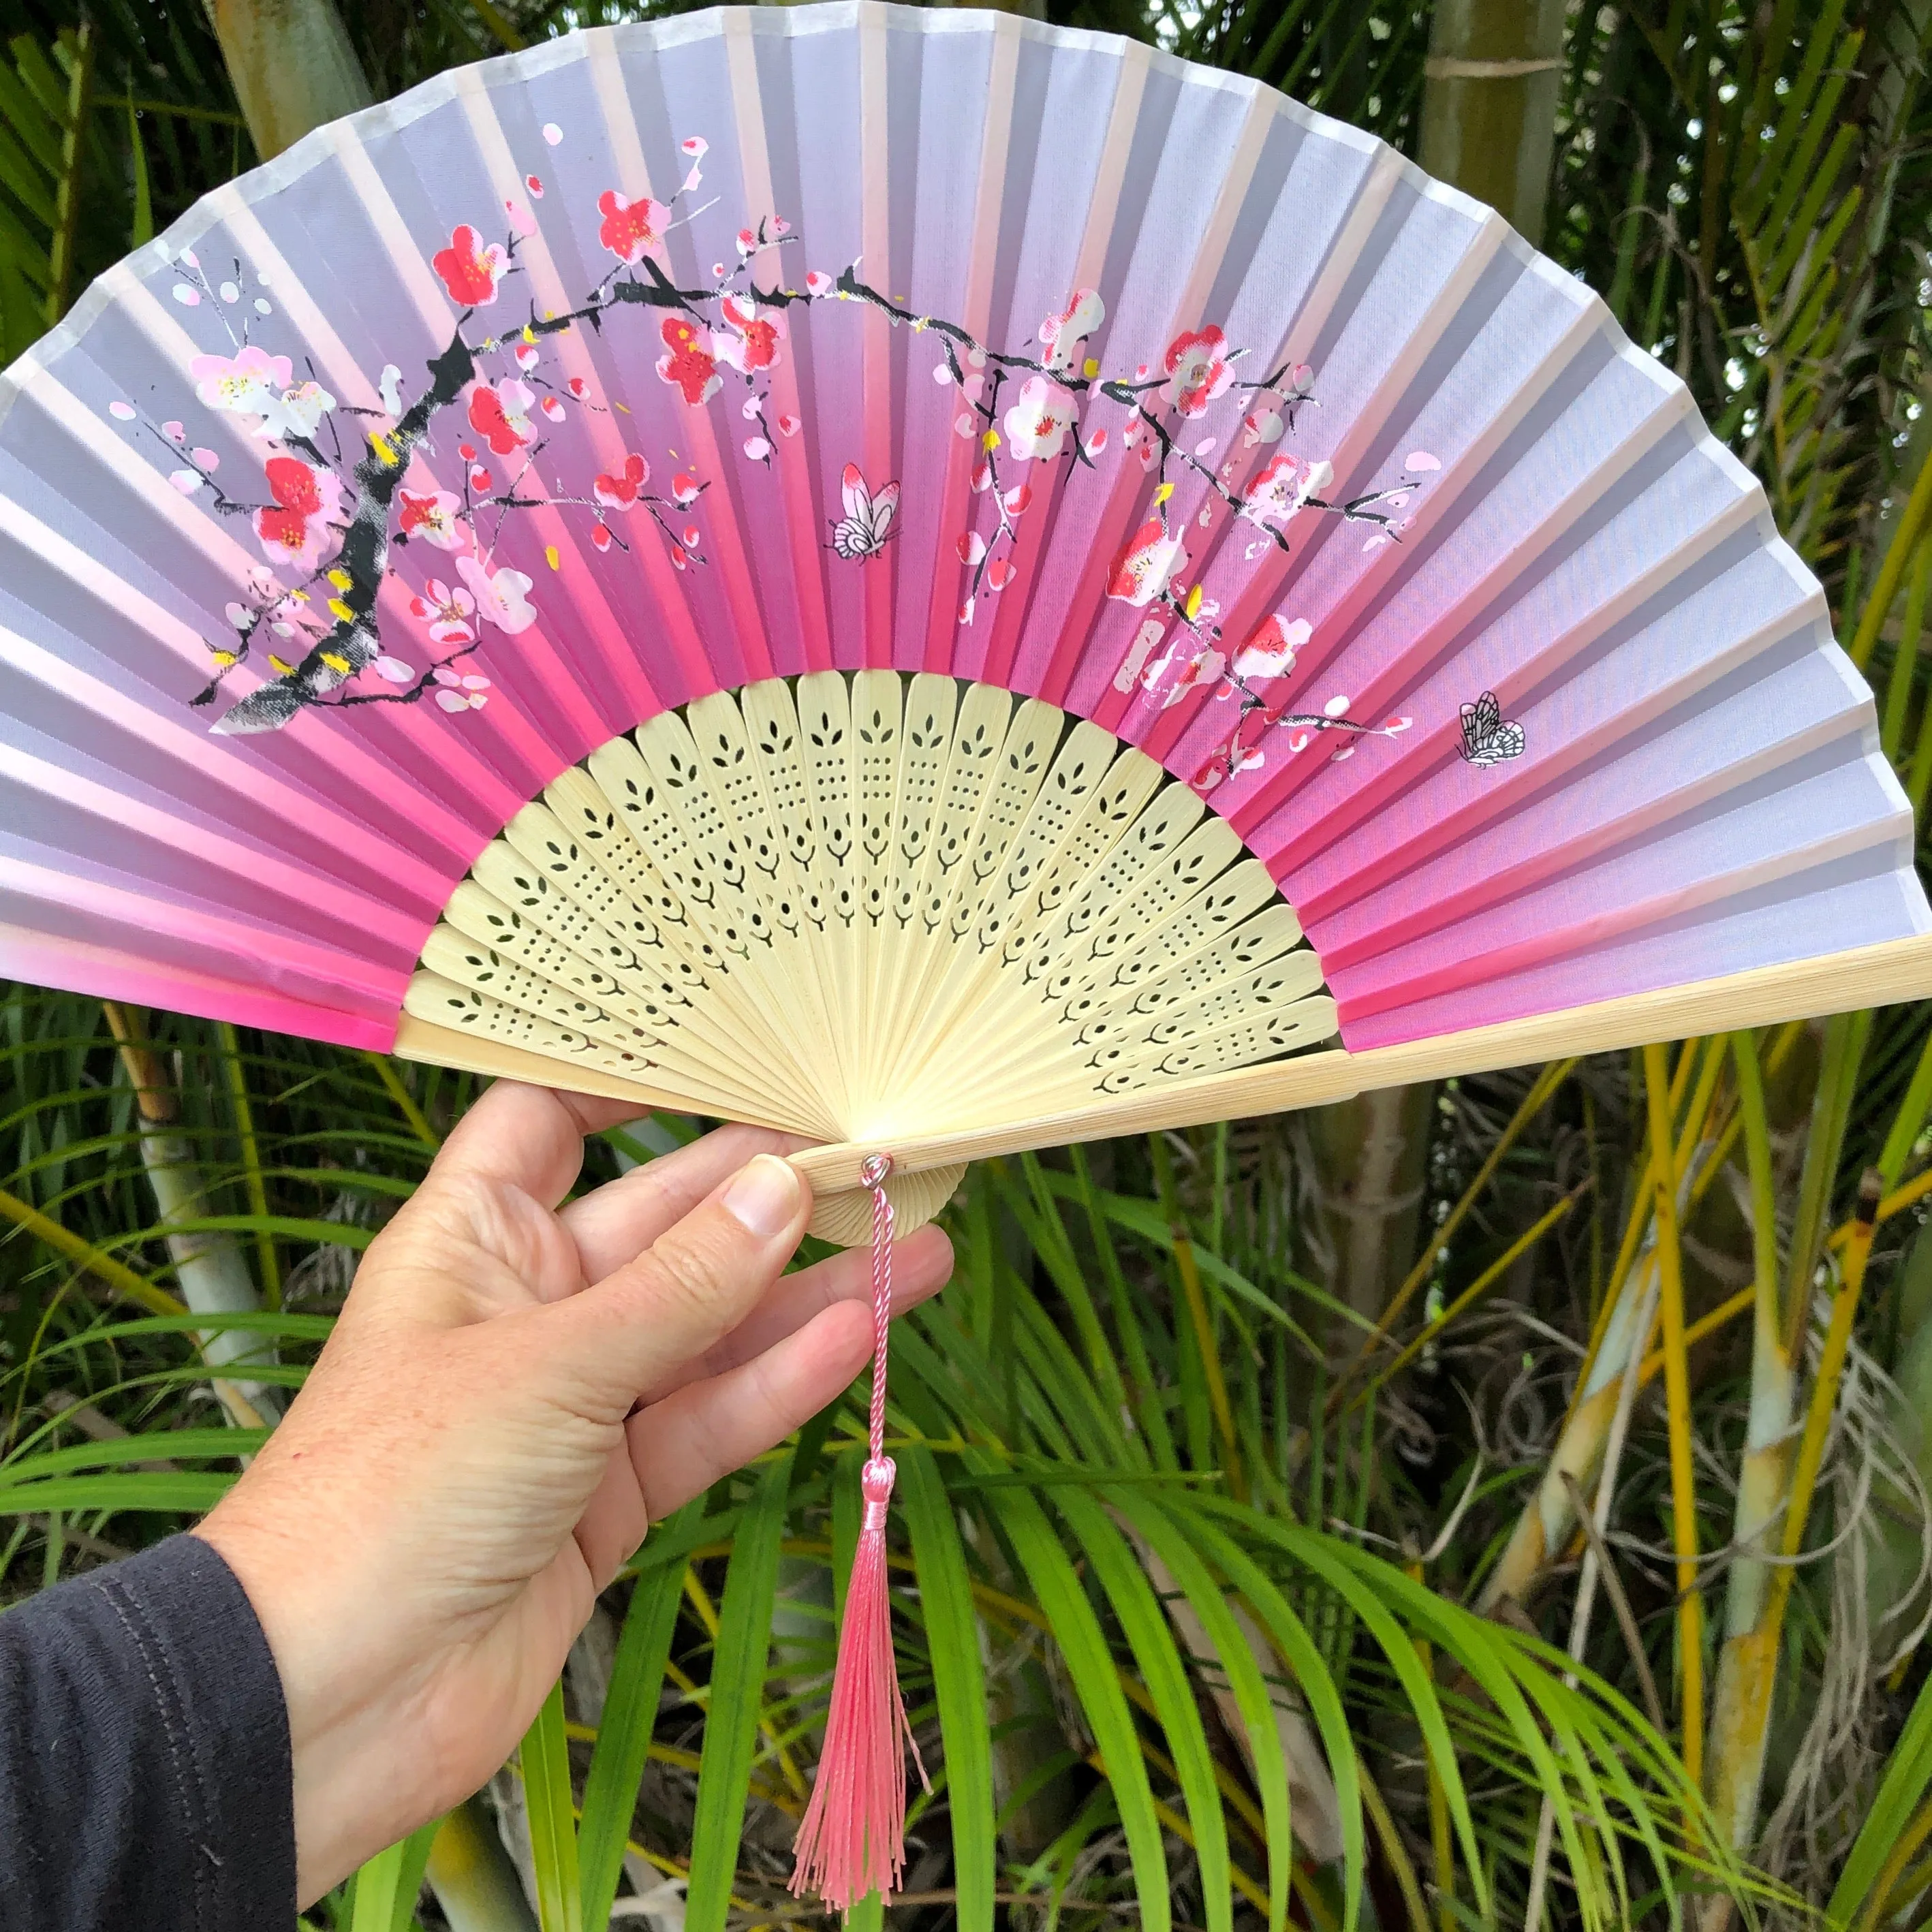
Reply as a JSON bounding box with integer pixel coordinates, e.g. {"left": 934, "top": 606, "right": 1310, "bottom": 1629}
{"left": 402, "top": 674, "right": 1334, "bottom": 1238}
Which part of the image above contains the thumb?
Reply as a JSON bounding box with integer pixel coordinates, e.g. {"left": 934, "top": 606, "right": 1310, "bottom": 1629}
{"left": 539, "top": 1153, "right": 814, "bottom": 1413}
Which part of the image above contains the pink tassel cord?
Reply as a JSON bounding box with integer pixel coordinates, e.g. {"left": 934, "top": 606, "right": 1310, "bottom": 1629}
{"left": 790, "top": 1155, "right": 928, "bottom": 1913}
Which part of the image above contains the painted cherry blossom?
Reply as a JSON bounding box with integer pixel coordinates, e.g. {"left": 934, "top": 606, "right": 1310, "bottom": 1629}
{"left": 656, "top": 317, "right": 721, "bottom": 405}
{"left": 456, "top": 555, "right": 539, "bottom": 634}
{"left": 374, "top": 655, "right": 414, "bottom": 683}
{"left": 435, "top": 668, "right": 493, "bottom": 713}
{"left": 805, "top": 269, "right": 837, "bottom": 298}
{"left": 1162, "top": 325, "right": 1236, "bottom": 417}
{"left": 713, "top": 294, "right": 784, "bottom": 373}
{"left": 252, "top": 456, "right": 343, "bottom": 570}
{"left": 1241, "top": 452, "right": 1332, "bottom": 527}
{"left": 1002, "top": 375, "right": 1078, "bottom": 461}
{"left": 1039, "top": 287, "right": 1104, "bottom": 374}
{"left": 1147, "top": 640, "right": 1225, "bottom": 706}
{"left": 189, "top": 345, "right": 292, "bottom": 422}
{"left": 594, "top": 453, "right": 649, "bottom": 510}
{"left": 431, "top": 224, "right": 511, "bottom": 307}
{"left": 598, "top": 189, "right": 671, "bottom": 264}
{"left": 1106, "top": 517, "right": 1186, "bottom": 607}
{"left": 467, "top": 379, "right": 535, "bottom": 455}
{"left": 1231, "top": 613, "right": 1311, "bottom": 683}
{"left": 398, "top": 487, "right": 468, "bottom": 550}
{"left": 409, "top": 578, "right": 478, "bottom": 646}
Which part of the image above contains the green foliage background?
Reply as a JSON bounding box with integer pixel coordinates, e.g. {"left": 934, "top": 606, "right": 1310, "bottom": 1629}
{"left": 3, "top": 3, "right": 1932, "bottom": 1929}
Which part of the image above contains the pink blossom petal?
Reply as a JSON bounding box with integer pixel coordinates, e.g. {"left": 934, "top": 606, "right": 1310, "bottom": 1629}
{"left": 954, "top": 411, "right": 977, "bottom": 438}
{"left": 178, "top": 248, "right": 199, "bottom": 269}
{"left": 957, "top": 531, "right": 987, "bottom": 565}
{"left": 162, "top": 420, "right": 184, "bottom": 441}
{"left": 1405, "top": 450, "right": 1441, "bottom": 472}
{"left": 108, "top": 400, "right": 136, "bottom": 420}
{"left": 542, "top": 122, "right": 563, "bottom": 145}
{"left": 461, "top": 674, "right": 491, "bottom": 690}
{"left": 375, "top": 656, "right": 414, "bottom": 683}
{"left": 191, "top": 447, "right": 219, "bottom": 470}
{"left": 933, "top": 363, "right": 954, "bottom": 386}
{"left": 433, "top": 666, "right": 462, "bottom": 686}
{"left": 525, "top": 174, "right": 544, "bottom": 197}
{"left": 540, "top": 396, "right": 565, "bottom": 420}
{"left": 777, "top": 413, "right": 800, "bottom": 437}
{"left": 743, "top": 435, "right": 771, "bottom": 462}
{"left": 219, "top": 280, "right": 239, "bottom": 303}
{"left": 591, "top": 523, "right": 612, "bottom": 551}
{"left": 987, "top": 558, "right": 1015, "bottom": 591}
{"left": 168, "top": 469, "right": 200, "bottom": 493}
{"left": 224, "top": 602, "right": 249, "bottom": 628}
{"left": 171, "top": 284, "right": 200, "bottom": 306}
{"left": 435, "top": 689, "right": 470, "bottom": 713}
{"left": 1324, "top": 694, "right": 1350, "bottom": 717}
{"left": 683, "top": 524, "right": 700, "bottom": 548}
{"left": 1194, "top": 437, "right": 1216, "bottom": 457}
{"left": 1003, "top": 483, "right": 1032, "bottom": 515}
{"left": 959, "top": 597, "right": 976, "bottom": 623}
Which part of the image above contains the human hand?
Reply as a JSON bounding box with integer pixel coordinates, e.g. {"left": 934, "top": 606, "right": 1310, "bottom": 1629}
{"left": 192, "top": 1081, "right": 953, "bottom": 1906}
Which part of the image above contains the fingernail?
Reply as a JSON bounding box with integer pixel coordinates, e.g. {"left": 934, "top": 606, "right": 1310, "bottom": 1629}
{"left": 722, "top": 1155, "right": 801, "bottom": 1238}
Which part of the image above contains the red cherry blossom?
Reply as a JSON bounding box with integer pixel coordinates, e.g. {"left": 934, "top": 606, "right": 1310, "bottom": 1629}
{"left": 597, "top": 189, "right": 670, "bottom": 264}
{"left": 1162, "top": 325, "right": 1234, "bottom": 417}
{"left": 398, "top": 487, "right": 467, "bottom": 551}
{"left": 431, "top": 224, "right": 510, "bottom": 307}
{"left": 594, "top": 452, "right": 649, "bottom": 510}
{"left": 655, "top": 317, "right": 721, "bottom": 405}
{"left": 713, "top": 293, "right": 784, "bottom": 373}
{"left": 1105, "top": 517, "right": 1185, "bottom": 608}
{"left": 467, "top": 379, "right": 535, "bottom": 455}
{"left": 671, "top": 471, "right": 702, "bottom": 506}
{"left": 253, "top": 456, "right": 343, "bottom": 570}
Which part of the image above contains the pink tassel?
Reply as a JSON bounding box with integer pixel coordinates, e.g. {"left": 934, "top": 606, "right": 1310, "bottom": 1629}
{"left": 790, "top": 1155, "right": 928, "bottom": 1914}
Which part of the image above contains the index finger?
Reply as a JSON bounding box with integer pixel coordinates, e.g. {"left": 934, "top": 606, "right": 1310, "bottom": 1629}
{"left": 431, "top": 1079, "right": 659, "bottom": 1209}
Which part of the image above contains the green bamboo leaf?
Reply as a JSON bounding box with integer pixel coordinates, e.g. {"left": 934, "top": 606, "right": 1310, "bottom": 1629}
{"left": 1175, "top": 1510, "right": 1370, "bottom": 1932}
{"left": 580, "top": 1501, "right": 701, "bottom": 1930}
{"left": 1827, "top": 1668, "right": 1932, "bottom": 1925}
{"left": 899, "top": 1441, "right": 993, "bottom": 1932}
{"left": 0, "top": 1427, "right": 268, "bottom": 1477}
{"left": 348, "top": 1818, "right": 440, "bottom": 1932}
{"left": 520, "top": 1680, "right": 581, "bottom": 1932}
{"left": 1105, "top": 1486, "right": 1292, "bottom": 1932}
{"left": 1052, "top": 1484, "right": 1232, "bottom": 1932}
{"left": 684, "top": 1457, "right": 790, "bottom": 1932}
{"left": 978, "top": 1467, "right": 1170, "bottom": 1932}
{"left": 0, "top": 1471, "right": 234, "bottom": 1513}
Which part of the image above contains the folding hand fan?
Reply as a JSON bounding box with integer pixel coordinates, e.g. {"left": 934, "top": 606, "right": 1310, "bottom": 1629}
{"left": 3, "top": 1, "right": 1931, "bottom": 1897}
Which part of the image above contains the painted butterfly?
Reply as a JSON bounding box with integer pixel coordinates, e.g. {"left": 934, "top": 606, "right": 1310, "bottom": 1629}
{"left": 1459, "top": 690, "right": 1525, "bottom": 767}
{"left": 828, "top": 463, "right": 901, "bottom": 561}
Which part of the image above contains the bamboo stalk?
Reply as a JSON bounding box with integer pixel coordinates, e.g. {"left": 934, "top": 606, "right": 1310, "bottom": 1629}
{"left": 1642, "top": 1041, "right": 1705, "bottom": 1786}
{"left": 103, "top": 1004, "right": 280, "bottom": 1428}
{"left": 1326, "top": 1058, "right": 1575, "bottom": 1414}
